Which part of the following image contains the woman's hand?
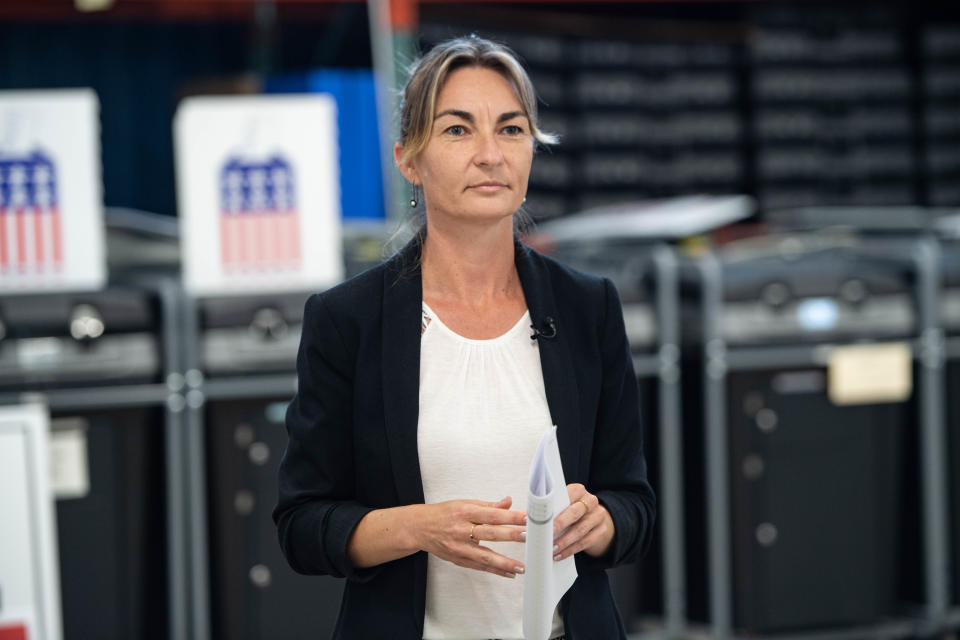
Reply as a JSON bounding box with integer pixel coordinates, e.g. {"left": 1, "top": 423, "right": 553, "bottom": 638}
{"left": 552, "top": 483, "right": 614, "bottom": 561}
{"left": 415, "top": 496, "right": 528, "bottom": 578}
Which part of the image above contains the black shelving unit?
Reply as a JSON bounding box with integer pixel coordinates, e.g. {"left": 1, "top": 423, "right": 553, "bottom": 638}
{"left": 420, "top": 3, "right": 960, "bottom": 219}
{"left": 745, "top": 5, "right": 919, "bottom": 209}
{"left": 921, "top": 24, "right": 960, "bottom": 207}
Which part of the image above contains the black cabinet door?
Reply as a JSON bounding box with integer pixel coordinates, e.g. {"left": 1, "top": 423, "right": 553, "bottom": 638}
{"left": 206, "top": 398, "right": 343, "bottom": 640}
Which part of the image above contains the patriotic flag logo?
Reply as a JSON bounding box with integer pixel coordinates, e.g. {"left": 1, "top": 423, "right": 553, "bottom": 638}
{"left": 219, "top": 155, "right": 302, "bottom": 273}
{"left": 0, "top": 150, "right": 63, "bottom": 274}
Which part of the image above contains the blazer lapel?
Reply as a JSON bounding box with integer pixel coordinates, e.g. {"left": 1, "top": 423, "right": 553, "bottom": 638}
{"left": 515, "top": 241, "right": 583, "bottom": 482}
{"left": 381, "top": 238, "right": 426, "bottom": 506}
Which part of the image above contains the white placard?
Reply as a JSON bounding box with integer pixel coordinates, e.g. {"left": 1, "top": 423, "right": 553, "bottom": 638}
{"left": 0, "top": 89, "right": 106, "bottom": 293}
{"left": 0, "top": 404, "right": 63, "bottom": 640}
{"left": 174, "top": 95, "right": 343, "bottom": 296}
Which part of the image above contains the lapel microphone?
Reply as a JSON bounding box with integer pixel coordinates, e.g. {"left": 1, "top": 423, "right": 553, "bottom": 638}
{"left": 530, "top": 316, "right": 557, "bottom": 341}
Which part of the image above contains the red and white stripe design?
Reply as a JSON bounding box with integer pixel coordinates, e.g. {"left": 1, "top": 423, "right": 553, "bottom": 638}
{"left": 0, "top": 202, "right": 63, "bottom": 274}
{"left": 219, "top": 208, "right": 301, "bottom": 273}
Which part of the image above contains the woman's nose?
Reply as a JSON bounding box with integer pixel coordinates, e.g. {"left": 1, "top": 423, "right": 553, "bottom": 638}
{"left": 473, "top": 130, "right": 504, "bottom": 166}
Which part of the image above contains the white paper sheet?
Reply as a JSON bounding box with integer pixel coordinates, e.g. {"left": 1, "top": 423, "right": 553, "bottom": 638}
{"left": 523, "top": 426, "right": 577, "bottom": 640}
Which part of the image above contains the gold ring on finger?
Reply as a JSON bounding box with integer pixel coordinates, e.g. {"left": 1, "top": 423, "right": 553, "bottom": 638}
{"left": 469, "top": 523, "right": 480, "bottom": 544}
{"left": 576, "top": 498, "right": 590, "bottom": 516}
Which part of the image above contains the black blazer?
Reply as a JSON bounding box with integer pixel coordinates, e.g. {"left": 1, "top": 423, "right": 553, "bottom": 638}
{"left": 274, "top": 238, "right": 656, "bottom": 639}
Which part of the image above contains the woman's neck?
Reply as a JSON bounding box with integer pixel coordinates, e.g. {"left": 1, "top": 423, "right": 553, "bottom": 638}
{"left": 420, "top": 216, "right": 521, "bottom": 307}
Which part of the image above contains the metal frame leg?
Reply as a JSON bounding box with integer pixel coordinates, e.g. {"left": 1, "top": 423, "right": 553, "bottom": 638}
{"left": 700, "top": 253, "right": 733, "bottom": 640}
{"left": 915, "top": 239, "right": 951, "bottom": 626}
{"left": 178, "top": 292, "right": 212, "bottom": 640}
{"left": 654, "top": 246, "right": 687, "bottom": 638}
{"left": 157, "top": 278, "right": 189, "bottom": 640}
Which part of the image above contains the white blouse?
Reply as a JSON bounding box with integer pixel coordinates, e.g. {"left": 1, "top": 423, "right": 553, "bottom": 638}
{"left": 418, "top": 302, "right": 565, "bottom": 640}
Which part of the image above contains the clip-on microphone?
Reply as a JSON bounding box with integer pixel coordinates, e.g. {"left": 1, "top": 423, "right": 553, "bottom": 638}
{"left": 530, "top": 316, "right": 557, "bottom": 341}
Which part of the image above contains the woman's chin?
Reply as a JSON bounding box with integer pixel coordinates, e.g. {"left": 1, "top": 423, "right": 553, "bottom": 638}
{"left": 433, "top": 203, "right": 523, "bottom": 225}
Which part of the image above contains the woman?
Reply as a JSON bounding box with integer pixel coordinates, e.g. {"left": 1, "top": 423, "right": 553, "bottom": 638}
{"left": 274, "top": 36, "right": 655, "bottom": 639}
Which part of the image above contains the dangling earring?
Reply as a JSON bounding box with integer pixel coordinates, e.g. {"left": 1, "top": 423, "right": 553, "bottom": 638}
{"left": 410, "top": 184, "right": 420, "bottom": 208}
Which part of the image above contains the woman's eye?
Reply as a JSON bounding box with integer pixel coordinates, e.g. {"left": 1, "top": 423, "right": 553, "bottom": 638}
{"left": 446, "top": 125, "right": 466, "bottom": 136}
{"left": 503, "top": 125, "right": 524, "bottom": 135}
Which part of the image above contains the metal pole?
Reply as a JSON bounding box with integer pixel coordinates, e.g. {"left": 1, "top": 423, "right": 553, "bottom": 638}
{"left": 180, "top": 294, "right": 211, "bottom": 640}
{"left": 700, "top": 253, "right": 732, "bottom": 639}
{"left": 654, "top": 246, "right": 686, "bottom": 637}
{"left": 251, "top": 0, "right": 278, "bottom": 75}
{"left": 367, "top": 0, "right": 418, "bottom": 226}
{"left": 159, "top": 278, "right": 189, "bottom": 640}
{"left": 915, "top": 238, "right": 950, "bottom": 622}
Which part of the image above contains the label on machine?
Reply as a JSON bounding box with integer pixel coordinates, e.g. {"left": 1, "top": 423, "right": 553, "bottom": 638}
{"left": 828, "top": 342, "right": 912, "bottom": 405}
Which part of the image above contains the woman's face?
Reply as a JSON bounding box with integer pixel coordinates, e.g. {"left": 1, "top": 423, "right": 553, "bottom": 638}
{"left": 403, "top": 66, "right": 534, "bottom": 228}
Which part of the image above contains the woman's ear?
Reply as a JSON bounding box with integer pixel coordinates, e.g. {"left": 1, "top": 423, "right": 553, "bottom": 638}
{"left": 393, "top": 142, "right": 418, "bottom": 185}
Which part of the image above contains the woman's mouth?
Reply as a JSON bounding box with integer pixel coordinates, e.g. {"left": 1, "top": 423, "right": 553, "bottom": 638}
{"left": 467, "top": 181, "right": 508, "bottom": 193}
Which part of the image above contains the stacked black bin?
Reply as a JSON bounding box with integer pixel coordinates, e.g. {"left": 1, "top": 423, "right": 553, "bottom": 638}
{"left": 0, "top": 281, "right": 174, "bottom": 640}
{"left": 680, "top": 231, "right": 922, "bottom": 633}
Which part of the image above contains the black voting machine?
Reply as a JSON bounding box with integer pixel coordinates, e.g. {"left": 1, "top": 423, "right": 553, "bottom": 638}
{"left": 679, "top": 231, "right": 920, "bottom": 633}
{"left": 0, "top": 282, "right": 174, "bottom": 640}
{"left": 194, "top": 293, "right": 344, "bottom": 640}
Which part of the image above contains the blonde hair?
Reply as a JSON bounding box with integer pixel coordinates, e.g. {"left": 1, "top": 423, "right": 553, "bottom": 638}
{"left": 397, "top": 35, "right": 558, "bottom": 165}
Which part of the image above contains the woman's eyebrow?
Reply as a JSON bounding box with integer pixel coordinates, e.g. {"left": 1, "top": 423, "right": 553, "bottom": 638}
{"left": 496, "top": 111, "right": 526, "bottom": 124}
{"left": 434, "top": 109, "right": 474, "bottom": 122}
{"left": 433, "top": 109, "right": 527, "bottom": 123}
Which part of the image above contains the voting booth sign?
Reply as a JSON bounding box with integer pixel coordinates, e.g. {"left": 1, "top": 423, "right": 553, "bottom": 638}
{"left": 0, "top": 90, "right": 106, "bottom": 293}
{"left": 174, "top": 95, "right": 343, "bottom": 296}
{"left": 0, "top": 404, "right": 63, "bottom": 640}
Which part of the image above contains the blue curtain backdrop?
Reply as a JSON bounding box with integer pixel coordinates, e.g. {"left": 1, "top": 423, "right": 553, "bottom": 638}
{"left": 266, "top": 69, "right": 386, "bottom": 220}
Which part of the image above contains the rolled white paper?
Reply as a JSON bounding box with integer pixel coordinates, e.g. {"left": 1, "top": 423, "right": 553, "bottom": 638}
{"left": 522, "top": 426, "right": 577, "bottom": 640}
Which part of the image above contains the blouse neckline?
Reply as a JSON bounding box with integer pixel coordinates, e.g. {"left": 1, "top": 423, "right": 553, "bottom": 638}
{"left": 421, "top": 302, "right": 531, "bottom": 345}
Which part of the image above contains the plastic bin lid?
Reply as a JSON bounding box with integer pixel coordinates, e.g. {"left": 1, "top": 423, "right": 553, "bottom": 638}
{"left": 933, "top": 212, "right": 960, "bottom": 239}
{"left": 533, "top": 195, "right": 755, "bottom": 244}
{"left": 766, "top": 206, "right": 960, "bottom": 233}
